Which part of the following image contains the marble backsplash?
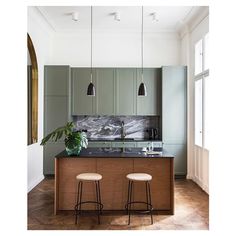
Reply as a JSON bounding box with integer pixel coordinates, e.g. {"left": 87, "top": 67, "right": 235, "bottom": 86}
{"left": 73, "top": 116, "right": 159, "bottom": 140}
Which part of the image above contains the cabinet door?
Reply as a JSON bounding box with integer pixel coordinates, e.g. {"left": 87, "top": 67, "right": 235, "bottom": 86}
{"left": 136, "top": 141, "right": 162, "bottom": 148}
{"left": 162, "top": 66, "right": 187, "bottom": 144}
{"left": 115, "top": 69, "right": 137, "bottom": 115}
{"left": 137, "top": 68, "right": 162, "bottom": 115}
{"left": 111, "top": 142, "right": 136, "bottom": 148}
{"left": 44, "top": 142, "right": 65, "bottom": 175}
{"left": 163, "top": 144, "right": 187, "bottom": 175}
{"left": 44, "top": 96, "right": 68, "bottom": 136}
{"left": 88, "top": 141, "right": 112, "bottom": 148}
{"left": 97, "top": 158, "right": 133, "bottom": 210}
{"left": 133, "top": 158, "right": 171, "bottom": 210}
{"left": 44, "top": 66, "right": 69, "bottom": 96}
{"left": 95, "top": 68, "right": 115, "bottom": 115}
{"left": 71, "top": 68, "right": 95, "bottom": 115}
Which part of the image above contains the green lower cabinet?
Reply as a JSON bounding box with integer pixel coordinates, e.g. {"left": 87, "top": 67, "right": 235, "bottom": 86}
{"left": 111, "top": 142, "right": 137, "bottom": 148}
{"left": 88, "top": 141, "right": 112, "bottom": 148}
{"left": 136, "top": 141, "right": 162, "bottom": 148}
{"left": 163, "top": 144, "right": 187, "bottom": 176}
{"left": 43, "top": 142, "right": 65, "bottom": 175}
{"left": 71, "top": 68, "right": 95, "bottom": 115}
{"left": 137, "top": 68, "right": 162, "bottom": 115}
{"left": 115, "top": 69, "right": 137, "bottom": 115}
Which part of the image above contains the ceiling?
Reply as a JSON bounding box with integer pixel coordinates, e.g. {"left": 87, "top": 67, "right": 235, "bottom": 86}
{"left": 37, "top": 6, "right": 199, "bottom": 33}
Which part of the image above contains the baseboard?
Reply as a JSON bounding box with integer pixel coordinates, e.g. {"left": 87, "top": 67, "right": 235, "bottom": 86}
{"left": 175, "top": 174, "right": 186, "bottom": 179}
{"left": 28, "top": 175, "right": 45, "bottom": 193}
{"left": 192, "top": 176, "right": 209, "bottom": 194}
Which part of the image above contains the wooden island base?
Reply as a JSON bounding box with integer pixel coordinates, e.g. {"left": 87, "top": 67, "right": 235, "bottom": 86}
{"left": 55, "top": 157, "right": 174, "bottom": 215}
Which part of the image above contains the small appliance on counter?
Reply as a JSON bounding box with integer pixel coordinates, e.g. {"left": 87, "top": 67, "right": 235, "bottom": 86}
{"left": 146, "top": 128, "right": 158, "bottom": 140}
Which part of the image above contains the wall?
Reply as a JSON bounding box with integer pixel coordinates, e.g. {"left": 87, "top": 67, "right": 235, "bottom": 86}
{"left": 27, "top": 7, "right": 53, "bottom": 192}
{"left": 181, "top": 9, "right": 209, "bottom": 193}
{"left": 50, "top": 31, "right": 180, "bottom": 67}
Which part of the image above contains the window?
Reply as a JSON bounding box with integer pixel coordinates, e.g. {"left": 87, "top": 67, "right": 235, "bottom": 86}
{"left": 194, "top": 33, "right": 209, "bottom": 150}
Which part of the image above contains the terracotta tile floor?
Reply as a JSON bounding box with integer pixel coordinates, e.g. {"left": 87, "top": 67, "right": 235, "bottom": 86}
{"left": 28, "top": 177, "right": 209, "bottom": 230}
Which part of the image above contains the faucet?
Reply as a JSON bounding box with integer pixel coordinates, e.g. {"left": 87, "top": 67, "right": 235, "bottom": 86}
{"left": 121, "top": 121, "right": 126, "bottom": 140}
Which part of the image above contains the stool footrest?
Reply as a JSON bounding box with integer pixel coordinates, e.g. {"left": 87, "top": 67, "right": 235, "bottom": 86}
{"left": 75, "top": 201, "right": 103, "bottom": 210}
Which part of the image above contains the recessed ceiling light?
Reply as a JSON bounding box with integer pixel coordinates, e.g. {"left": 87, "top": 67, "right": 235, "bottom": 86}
{"left": 72, "top": 12, "right": 79, "bottom": 21}
{"left": 150, "top": 12, "right": 158, "bottom": 22}
{"left": 114, "top": 12, "right": 121, "bottom": 21}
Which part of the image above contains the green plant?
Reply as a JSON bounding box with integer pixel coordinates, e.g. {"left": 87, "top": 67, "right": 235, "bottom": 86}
{"left": 40, "top": 122, "right": 88, "bottom": 155}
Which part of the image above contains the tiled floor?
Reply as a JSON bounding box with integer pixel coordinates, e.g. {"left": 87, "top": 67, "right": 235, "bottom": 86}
{"left": 28, "top": 177, "right": 209, "bottom": 230}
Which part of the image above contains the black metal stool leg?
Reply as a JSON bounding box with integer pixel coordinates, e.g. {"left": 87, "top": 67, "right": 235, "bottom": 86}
{"left": 98, "top": 181, "right": 102, "bottom": 215}
{"left": 147, "top": 181, "right": 153, "bottom": 224}
{"left": 95, "top": 181, "right": 100, "bottom": 224}
{"left": 128, "top": 181, "right": 133, "bottom": 225}
{"left": 145, "top": 181, "right": 149, "bottom": 212}
{"left": 75, "top": 181, "right": 83, "bottom": 224}
{"left": 75, "top": 181, "right": 80, "bottom": 224}
{"left": 126, "top": 180, "right": 131, "bottom": 214}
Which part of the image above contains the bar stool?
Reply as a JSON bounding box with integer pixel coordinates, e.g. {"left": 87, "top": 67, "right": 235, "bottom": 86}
{"left": 74, "top": 173, "right": 103, "bottom": 224}
{"left": 125, "top": 173, "right": 153, "bottom": 225}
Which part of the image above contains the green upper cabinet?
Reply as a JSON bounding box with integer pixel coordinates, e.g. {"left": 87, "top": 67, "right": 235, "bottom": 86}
{"left": 94, "top": 68, "right": 115, "bottom": 115}
{"left": 115, "top": 68, "right": 137, "bottom": 115}
{"left": 71, "top": 68, "right": 95, "bottom": 115}
{"left": 162, "top": 66, "right": 187, "bottom": 144}
{"left": 44, "top": 66, "right": 69, "bottom": 96}
{"left": 137, "top": 68, "right": 161, "bottom": 116}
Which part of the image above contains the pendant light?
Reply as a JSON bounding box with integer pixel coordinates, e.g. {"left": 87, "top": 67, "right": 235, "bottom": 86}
{"left": 138, "top": 6, "right": 147, "bottom": 96}
{"left": 87, "top": 6, "right": 96, "bottom": 96}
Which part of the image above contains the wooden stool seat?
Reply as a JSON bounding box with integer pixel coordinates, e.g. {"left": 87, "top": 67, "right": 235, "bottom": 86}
{"left": 76, "top": 173, "right": 102, "bottom": 181}
{"left": 126, "top": 173, "right": 152, "bottom": 181}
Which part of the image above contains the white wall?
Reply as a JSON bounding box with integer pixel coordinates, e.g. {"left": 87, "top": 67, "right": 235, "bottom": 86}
{"left": 181, "top": 9, "right": 209, "bottom": 193}
{"left": 27, "top": 7, "right": 52, "bottom": 192}
{"left": 50, "top": 30, "right": 180, "bottom": 67}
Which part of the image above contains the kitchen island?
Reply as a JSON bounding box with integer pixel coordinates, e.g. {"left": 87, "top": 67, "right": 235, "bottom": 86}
{"left": 54, "top": 148, "right": 174, "bottom": 215}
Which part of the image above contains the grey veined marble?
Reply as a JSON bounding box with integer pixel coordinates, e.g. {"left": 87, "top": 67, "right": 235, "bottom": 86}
{"left": 73, "top": 116, "right": 159, "bottom": 140}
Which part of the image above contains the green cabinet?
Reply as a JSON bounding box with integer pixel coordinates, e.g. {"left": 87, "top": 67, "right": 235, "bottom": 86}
{"left": 137, "top": 68, "right": 162, "bottom": 115}
{"left": 70, "top": 68, "right": 161, "bottom": 116}
{"left": 115, "top": 69, "right": 137, "bottom": 115}
{"left": 95, "top": 68, "right": 115, "bottom": 115}
{"left": 111, "top": 141, "right": 136, "bottom": 148}
{"left": 71, "top": 68, "right": 95, "bottom": 115}
{"left": 44, "top": 66, "right": 68, "bottom": 96}
{"left": 136, "top": 141, "right": 162, "bottom": 148}
{"left": 88, "top": 141, "right": 112, "bottom": 148}
{"left": 162, "top": 66, "right": 187, "bottom": 175}
{"left": 163, "top": 144, "right": 187, "bottom": 175}
{"left": 44, "top": 66, "right": 70, "bottom": 175}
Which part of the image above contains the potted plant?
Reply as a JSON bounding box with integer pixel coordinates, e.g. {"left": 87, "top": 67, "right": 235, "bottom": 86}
{"left": 40, "top": 122, "right": 88, "bottom": 155}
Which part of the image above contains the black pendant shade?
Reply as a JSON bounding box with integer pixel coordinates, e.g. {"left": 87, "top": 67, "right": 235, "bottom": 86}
{"left": 87, "top": 82, "right": 96, "bottom": 96}
{"left": 138, "top": 82, "right": 147, "bottom": 96}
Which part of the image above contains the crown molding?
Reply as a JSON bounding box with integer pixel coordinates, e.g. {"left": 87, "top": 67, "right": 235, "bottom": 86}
{"left": 178, "top": 6, "right": 209, "bottom": 39}
{"left": 31, "top": 6, "right": 56, "bottom": 33}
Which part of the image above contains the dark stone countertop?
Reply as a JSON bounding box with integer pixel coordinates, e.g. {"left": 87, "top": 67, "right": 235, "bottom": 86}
{"left": 55, "top": 147, "right": 174, "bottom": 159}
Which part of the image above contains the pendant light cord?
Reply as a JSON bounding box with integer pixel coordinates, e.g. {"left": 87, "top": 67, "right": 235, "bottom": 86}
{"left": 141, "top": 6, "right": 144, "bottom": 82}
{"left": 90, "top": 6, "right": 93, "bottom": 83}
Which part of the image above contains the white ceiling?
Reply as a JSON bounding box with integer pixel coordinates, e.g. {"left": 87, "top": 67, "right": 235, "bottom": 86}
{"left": 37, "top": 6, "right": 198, "bottom": 33}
